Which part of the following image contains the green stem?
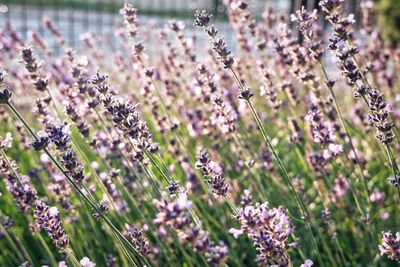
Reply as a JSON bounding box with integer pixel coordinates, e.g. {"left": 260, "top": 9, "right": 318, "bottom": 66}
{"left": 319, "top": 62, "right": 371, "bottom": 207}
{"left": 229, "top": 68, "right": 323, "bottom": 264}
{"left": 6, "top": 101, "right": 149, "bottom": 266}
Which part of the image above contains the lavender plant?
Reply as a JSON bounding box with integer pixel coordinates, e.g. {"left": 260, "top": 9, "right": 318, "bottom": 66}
{"left": 0, "top": 1, "right": 400, "bottom": 266}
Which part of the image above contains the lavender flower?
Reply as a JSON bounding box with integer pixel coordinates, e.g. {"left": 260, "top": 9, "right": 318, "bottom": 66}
{"left": 379, "top": 231, "right": 400, "bottom": 262}
{"left": 197, "top": 64, "right": 237, "bottom": 135}
{"left": 121, "top": 3, "right": 139, "bottom": 38}
{"left": 0, "top": 153, "right": 37, "bottom": 213}
{"left": 301, "top": 259, "right": 314, "bottom": 267}
{"left": 129, "top": 226, "right": 151, "bottom": 256}
{"left": 0, "top": 87, "right": 12, "bottom": 104}
{"left": 367, "top": 88, "right": 395, "bottom": 145}
{"left": 153, "top": 192, "right": 228, "bottom": 266}
{"left": 170, "top": 20, "right": 196, "bottom": 62}
{"left": 339, "top": 57, "right": 361, "bottom": 86}
{"left": 307, "top": 151, "right": 328, "bottom": 177}
{"left": 106, "top": 254, "right": 116, "bottom": 267}
{"left": 167, "top": 181, "right": 179, "bottom": 195}
{"left": 230, "top": 201, "right": 296, "bottom": 266}
{"left": 80, "top": 257, "right": 96, "bottom": 267}
{"left": 305, "top": 106, "right": 342, "bottom": 160}
{"left": 21, "top": 47, "right": 40, "bottom": 79}
{"left": 360, "top": 1, "right": 374, "bottom": 35}
{"left": 331, "top": 175, "right": 349, "bottom": 204}
{"left": 30, "top": 131, "right": 50, "bottom": 151}
{"left": 320, "top": 0, "right": 355, "bottom": 49}
{"left": 291, "top": 7, "right": 324, "bottom": 61}
{"left": 203, "top": 240, "right": 228, "bottom": 267}
{"left": 237, "top": 87, "right": 254, "bottom": 100}
{"left": 290, "top": 7, "right": 317, "bottom": 39}
{"left": 193, "top": 10, "right": 212, "bottom": 28}
{"left": 34, "top": 201, "right": 69, "bottom": 250}
{"left": 194, "top": 11, "right": 234, "bottom": 69}
{"left": 43, "top": 16, "right": 65, "bottom": 45}
{"left": 388, "top": 174, "right": 400, "bottom": 187}
{"left": 153, "top": 192, "right": 191, "bottom": 229}
{"left": 1, "top": 216, "right": 13, "bottom": 230}
{"left": 49, "top": 121, "right": 86, "bottom": 182}
{"left": 195, "top": 150, "right": 230, "bottom": 197}
{"left": 92, "top": 72, "right": 159, "bottom": 158}
{"left": 32, "top": 120, "right": 85, "bottom": 182}
{"left": 288, "top": 118, "right": 304, "bottom": 144}
{"left": 240, "top": 189, "right": 252, "bottom": 206}
{"left": 0, "top": 132, "right": 12, "bottom": 148}
{"left": 21, "top": 47, "right": 49, "bottom": 92}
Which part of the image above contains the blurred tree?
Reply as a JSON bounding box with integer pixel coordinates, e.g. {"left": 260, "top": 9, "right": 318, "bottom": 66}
{"left": 376, "top": 0, "right": 400, "bottom": 45}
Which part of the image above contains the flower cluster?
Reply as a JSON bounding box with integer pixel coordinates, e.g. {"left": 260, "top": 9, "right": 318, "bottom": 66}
{"left": 379, "top": 231, "right": 400, "bottom": 262}
{"left": 258, "top": 61, "right": 281, "bottom": 110}
{"left": 290, "top": 7, "right": 324, "bottom": 61}
{"left": 2, "top": 1, "right": 400, "bottom": 266}
{"left": 80, "top": 256, "right": 96, "bottom": 267}
{"left": 319, "top": 0, "right": 355, "bottom": 50}
{"left": 153, "top": 192, "right": 191, "bottom": 230}
{"left": 194, "top": 11, "right": 234, "bottom": 69}
{"left": 290, "top": 7, "right": 317, "bottom": 39}
{"left": 43, "top": 16, "right": 65, "bottom": 45}
{"left": 50, "top": 122, "right": 86, "bottom": 181}
{"left": 0, "top": 73, "right": 12, "bottom": 104}
{"left": 129, "top": 226, "right": 151, "bottom": 256}
{"left": 197, "top": 64, "right": 237, "bottom": 135}
{"left": 153, "top": 192, "right": 228, "bottom": 266}
{"left": 170, "top": 20, "right": 196, "bottom": 63}
{"left": 0, "top": 87, "right": 12, "bottom": 104}
{"left": 367, "top": 88, "right": 395, "bottom": 145}
{"left": 92, "top": 72, "right": 159, "bottom": 160}
{"left": 0, "top": 132, "right": 12, "bottom": 148}
{"left": 195, "top": 150, "right": 230, "bottom": 197}
{"left": 32, "top": 120, "right": 85, "bottom": 182}
{"left": 305, "top": 106, "right": 342, "bottom": 160}
{"left": 336, "top": 45, "right": 362, "bottom": 87}
{"left": 121, "top": 3, "right": 139, "bottom": 38}
{"left": 288, "top": 118, "right": 304, "bottom": 144}
{"left": 0, "top": 157, "right": 37, "bottom": 213}
{"left": 21, "top": 47, "right": 49, "bottom": 92}
{"left": 34, "top": 201, "right": 69, "bottom": 250}
{"left": 230, "top": 202, "right": 296, "bottom": 266}
{"left": 331, "top": 175, "right": 349, "bottom": 204}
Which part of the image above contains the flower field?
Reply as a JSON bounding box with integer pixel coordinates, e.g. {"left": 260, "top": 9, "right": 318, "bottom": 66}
{"left": 1, "top": 0, "right": 400, "bottom": 266}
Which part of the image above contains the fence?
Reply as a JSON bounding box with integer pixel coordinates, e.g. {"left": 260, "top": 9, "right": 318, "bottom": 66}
{"left": 0, "top": 0, "right": 362, "bottom": 50}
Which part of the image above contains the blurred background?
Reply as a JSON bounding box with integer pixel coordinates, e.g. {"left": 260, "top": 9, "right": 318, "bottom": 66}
{"left": 0, "top": 0, "right": 399, "bottom": 51}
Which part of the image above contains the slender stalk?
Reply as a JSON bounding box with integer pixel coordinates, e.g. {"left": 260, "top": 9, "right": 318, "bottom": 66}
{"left": 37, "top": 233, "right": 58, "bottom": 267}
{"left": 45, "top": 88, "right": 120, "bottom": 214}
{"left": 229, "top": 68, "right": 323, "bottom": 264}
{"left": 65, "top": 248, "right": 82, "bottom": 267}
{"left": 5, "top": 101, "right": 150, "bottom": 266}
{"left": 0, "top": 224, "right": 25, "bottom": 263}
{"left": 318, "top": 62, "right": 371, "bottom": 206}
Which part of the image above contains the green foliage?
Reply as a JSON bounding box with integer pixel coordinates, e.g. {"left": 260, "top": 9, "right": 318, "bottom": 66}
{"left": 376, "top": 0, "right": 400, "bottom": 44}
